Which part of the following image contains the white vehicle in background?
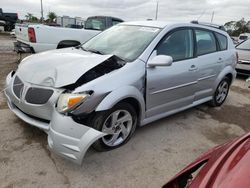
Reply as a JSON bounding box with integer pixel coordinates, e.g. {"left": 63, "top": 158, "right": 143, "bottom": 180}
{"left": 14, "top": 16, "right": 123, "bottom": 53}
{"left": 238, "top": 33, "right": 250, "bottom": 43}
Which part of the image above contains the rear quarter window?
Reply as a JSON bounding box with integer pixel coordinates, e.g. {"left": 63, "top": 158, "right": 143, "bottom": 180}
{"left": 215, "top": 33, "right": 228, "bottom": 51}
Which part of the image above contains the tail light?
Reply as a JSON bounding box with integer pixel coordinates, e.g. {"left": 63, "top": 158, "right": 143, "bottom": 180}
{"left": 28, "top": 27, "right": 36, "bottom": 43}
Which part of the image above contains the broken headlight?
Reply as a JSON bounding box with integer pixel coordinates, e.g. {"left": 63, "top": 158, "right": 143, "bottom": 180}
{"left": 57, "top": 93, "right": 89, "bottom": 113}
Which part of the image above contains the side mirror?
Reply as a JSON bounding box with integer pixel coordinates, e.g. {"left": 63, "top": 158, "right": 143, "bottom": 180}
{"left": 148, "top": 55, "right": 173, "bottom": 67}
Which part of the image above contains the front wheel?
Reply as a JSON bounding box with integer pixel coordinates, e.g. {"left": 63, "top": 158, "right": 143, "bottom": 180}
{"left": 209, "top": 77, "right": 230, "bottom": 107}
{"left": 89, "top": 102, "right": 137, "bottom": 151}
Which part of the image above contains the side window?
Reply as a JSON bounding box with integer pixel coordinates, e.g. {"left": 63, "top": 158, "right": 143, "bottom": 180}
{"left": 195, "top": 30, "right": 217, "bottom": 56}
{"left": 156, "top": 29, "right": 194, "bottom": 62}
{"left": 215, "top": 33, "right": 227, "bottom": 51}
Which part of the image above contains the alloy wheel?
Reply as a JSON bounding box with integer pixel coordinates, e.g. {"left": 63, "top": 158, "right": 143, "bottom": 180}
{"left": 216, "top": 80, "right": 229, "bottom": 104}
{"left": 101, "top": 110, "right": 133, "bottom": 147}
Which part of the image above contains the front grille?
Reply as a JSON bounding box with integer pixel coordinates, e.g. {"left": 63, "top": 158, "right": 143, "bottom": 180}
{"left": 25, "top": 87, "right": 54, "bottom": 104}
{"left": 13, "top": 76, "right": 24, "bottom": 99}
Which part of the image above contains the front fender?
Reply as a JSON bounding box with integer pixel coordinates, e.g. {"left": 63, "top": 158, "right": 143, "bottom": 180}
{"left": 95, "top": 86, "right": 146, "bottom": 120}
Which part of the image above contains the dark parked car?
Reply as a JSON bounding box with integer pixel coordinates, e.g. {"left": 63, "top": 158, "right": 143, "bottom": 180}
{"left": 0, "top": 8, "right": 18, "bottom": 31}
{"left": 236, "top": 39, "right": 250, "bottom": 76}
{"left": 163, "top": 133, "right": 250, "bottom": 188}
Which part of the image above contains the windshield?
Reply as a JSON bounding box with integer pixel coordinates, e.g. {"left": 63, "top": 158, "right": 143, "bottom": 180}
{"left": 236, "top": 39, "right": 250, "bottom": 50}
{"left": 82, "top": 25, "right": 161, "bottom": 62}
{"left": 85, "top": 18, "right": 106, "bottom": 31}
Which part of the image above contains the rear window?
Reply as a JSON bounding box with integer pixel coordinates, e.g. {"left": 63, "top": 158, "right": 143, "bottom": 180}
{"left": 195, "top": 30, "right": 217, "bottom": 56}
{"left": 215, "top": 33, "right": 227, "bottom": 51}
{"left": 85, "top": 18, "right": 106, "bottom": 31}
{"left": 239, "top": 36, "right": 248, "bottom": 40}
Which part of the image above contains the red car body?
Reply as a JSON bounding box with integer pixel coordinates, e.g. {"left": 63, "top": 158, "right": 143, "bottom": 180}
{"left": 163, "top": 133, "right": 250, "bottom": 188}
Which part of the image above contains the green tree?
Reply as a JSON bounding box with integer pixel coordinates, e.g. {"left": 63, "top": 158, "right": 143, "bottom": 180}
{"left": 224, "top": 18, "right": 250, "bottom": 36}
{"left": 25, "top": 13, "right": 33, "bottom": 21}
{"left": 24, "top": 13, "right": 39, "bottom": 23}
{"left": 31, "top": 16, "right": 39, "bottom": 22}
{"left": 224, "top": 21, "right": 236, "bottom": 31}
{"left": 47, "top": 12, "right": 57, "bottom": 23}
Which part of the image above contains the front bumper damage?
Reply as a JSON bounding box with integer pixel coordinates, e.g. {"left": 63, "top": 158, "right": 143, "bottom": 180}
{"left": 4, "top": 73, "right": 106, "bottom": 165}
{"left": 48, "top": 110, "right": 106, "bottom": 164}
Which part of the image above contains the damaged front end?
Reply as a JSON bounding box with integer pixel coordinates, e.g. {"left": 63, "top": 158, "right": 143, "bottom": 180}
{"left": 63, "top": 55, "right": 125, "bottom": 91}
{"left": 48, "top": 109, "right": 106, "bottom": 165}
{"left": 48, "top": 55, "right": 127, "bottom": 164}
{"left": 5, "top": 49, "right": 127, "bottom": 164}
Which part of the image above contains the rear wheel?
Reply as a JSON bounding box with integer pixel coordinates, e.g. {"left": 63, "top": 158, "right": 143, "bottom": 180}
{"left": 209, "top": 77, "right": 230, "bottom": 107}
{"left": 90, "top": 103, "right": 137, "bottom": 151}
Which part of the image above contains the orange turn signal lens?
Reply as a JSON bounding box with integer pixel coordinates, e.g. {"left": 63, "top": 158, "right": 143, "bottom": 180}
{"left": 68, "top": 96, "right": 83, "bottom": 108}
{"left": 57, "top": 93, "right": 89, "bottom": 113}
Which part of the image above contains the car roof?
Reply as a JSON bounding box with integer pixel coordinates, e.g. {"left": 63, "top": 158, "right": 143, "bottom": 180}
{"left": 120, "top": 21, "right": 227, "bottom": 34}
{"left": 120, "top": 21, "right": 174, "bottom": 28}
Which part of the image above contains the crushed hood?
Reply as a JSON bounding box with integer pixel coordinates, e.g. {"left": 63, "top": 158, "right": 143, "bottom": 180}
{"left": 16, "top": 48, "right": 113, "bottom": 87}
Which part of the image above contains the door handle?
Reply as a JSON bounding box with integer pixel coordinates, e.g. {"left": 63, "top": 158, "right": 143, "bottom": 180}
{"left": 217, "top": 58, "right": 223, "bottom": 63}
{"left": 189, "top": 65, "right": 198, "bottom": 71}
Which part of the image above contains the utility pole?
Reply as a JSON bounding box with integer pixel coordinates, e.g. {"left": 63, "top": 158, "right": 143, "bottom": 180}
{"left": 211, "top": 11, "right": 214, "bottom": 23}
{"left": 40, "top": 0, "right": 44, "bottom": 22}
{"left": 155, "top": 1, "right": 159, "bottom": 20}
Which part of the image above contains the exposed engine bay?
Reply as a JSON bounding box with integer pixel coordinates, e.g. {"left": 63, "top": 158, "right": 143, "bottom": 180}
{"left": 64, "top": 55, "right": 126, "bottom": 90}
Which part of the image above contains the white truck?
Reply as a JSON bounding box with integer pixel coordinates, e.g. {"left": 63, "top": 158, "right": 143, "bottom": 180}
{"left": 14, "top": 16, "right": 123, "bottom": 53}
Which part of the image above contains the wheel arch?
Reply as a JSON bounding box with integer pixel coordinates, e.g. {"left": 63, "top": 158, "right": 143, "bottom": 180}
{"left": 118, "top": 97, "right": 141, "bottom": 122}
{"left": 95, "top": 86, "right": 146, "bottom": 123}
{"left": 225, "top": 73, "right": 233, "bottom": 85}
{"left": 213, "top": 66, "right": 236, "bottom": 91}
{"left": 57, "top": 40, "right": 81, "bottom": 49}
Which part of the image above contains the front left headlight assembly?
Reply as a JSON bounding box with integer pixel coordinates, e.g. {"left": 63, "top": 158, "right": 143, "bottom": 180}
{"left": 57, "top": 93, "right": 90, "bottom": 113}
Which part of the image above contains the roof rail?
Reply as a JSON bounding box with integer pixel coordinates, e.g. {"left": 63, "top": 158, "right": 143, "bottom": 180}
{"left": 190, "top": 20, "right": 226, "bottom": 31}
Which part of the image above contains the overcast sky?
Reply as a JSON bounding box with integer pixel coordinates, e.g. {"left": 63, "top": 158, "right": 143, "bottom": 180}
{"left": 1, "top": 0, "right": 250, "bottom": 24}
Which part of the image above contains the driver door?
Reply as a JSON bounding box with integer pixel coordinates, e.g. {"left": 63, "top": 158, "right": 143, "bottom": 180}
{"left": 146, "top": 28, "right": 199, "bottom": 118}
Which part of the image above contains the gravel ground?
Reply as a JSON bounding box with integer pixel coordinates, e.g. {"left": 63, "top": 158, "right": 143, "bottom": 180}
{"left": 0, "top": 34, "right": 250, "bottom": 188}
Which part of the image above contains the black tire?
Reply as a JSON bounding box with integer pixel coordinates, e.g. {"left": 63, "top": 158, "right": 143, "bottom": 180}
{"left": 89, "top": 102, "right": 137, "bottom": 152}
{"left": 209, "top": 77, "right": 230, "bottom": 107}
{"left": 4, "top": 22, "right": 12, "bottom": 32}
{"left": 4, "top": 25, "right": 8, "bottom": 32}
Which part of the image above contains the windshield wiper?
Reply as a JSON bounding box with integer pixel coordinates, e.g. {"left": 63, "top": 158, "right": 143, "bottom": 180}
{"left": 87, "top": 48, "right": 105, "bottom": 55}
{"left": 114, "top": 55, "right": 126, "bottom": 62}
{"left": 75, "top": 45, "right": 87, "bottom": 51}
{"left": 76, "top": 46, "right": 105, "bottom": 55}
{"left": 76, "top": 46, "right": 127, "bottom": 62}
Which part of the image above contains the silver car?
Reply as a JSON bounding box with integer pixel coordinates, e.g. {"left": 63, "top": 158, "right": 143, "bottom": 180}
{"left": 5, "top": 21, "right": 237, "bottom": 164}
{"left": 236, "top": 39, "right": 250, "bottom": 76}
